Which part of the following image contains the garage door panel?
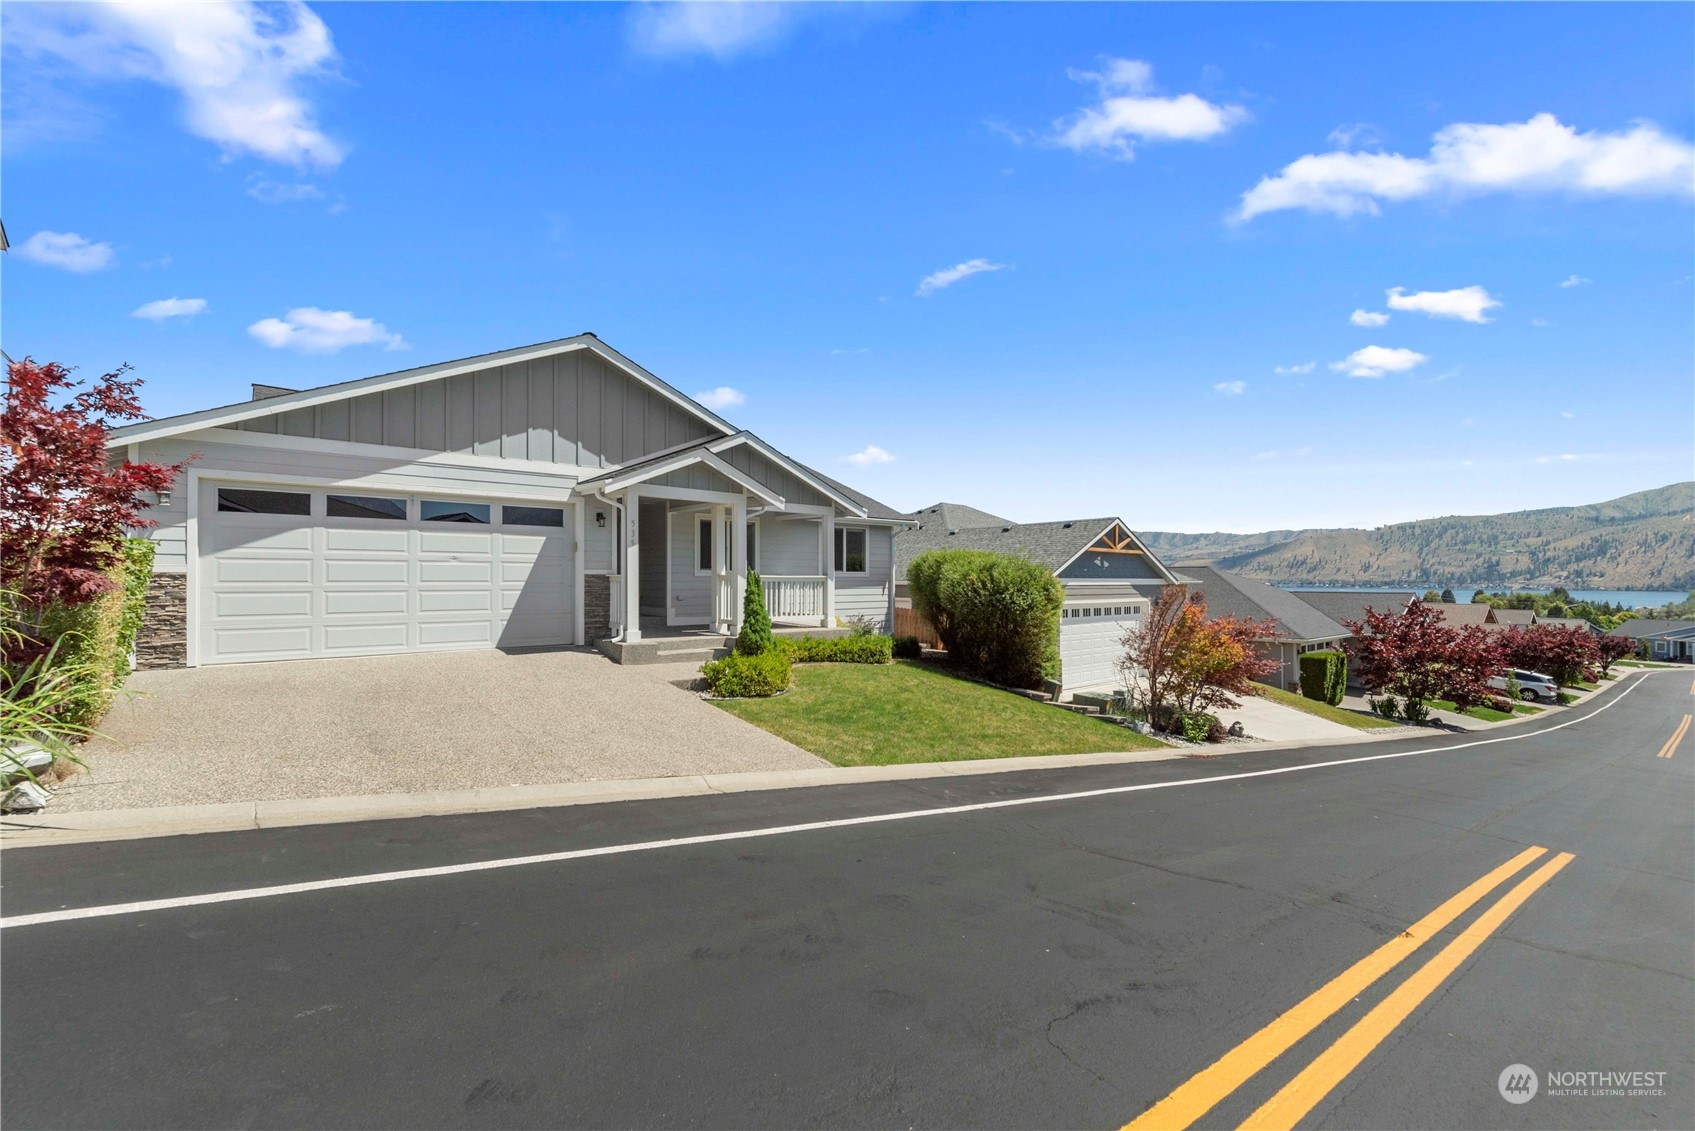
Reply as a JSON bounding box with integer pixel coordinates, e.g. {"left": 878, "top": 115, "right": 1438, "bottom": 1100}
{"left": 202, "top": 488, "right": 571, "bottom": 664}
{"left": 325, "top": 559, "right": 410, "bottom": 583}
{"left": 323, "top": 624, "right": 410, "bottom": 652}
{"left": 212, "top": 626, "right": 314, "bottom": 658}
{"left": 216, "top": 558, "right": 314, "bottom": 584}
{"left": 214, "top": 592, "right": 314, "bottom": 618}
{"left": 325, "top": 528, "right": 409, "bottom": 553}
{"left": 324, "top": 591, "right": 409, "bottom": 615}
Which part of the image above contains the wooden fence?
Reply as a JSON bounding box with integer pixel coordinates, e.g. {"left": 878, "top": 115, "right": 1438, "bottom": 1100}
{"left": 894, "top": 606, "right": 943, "bottom": 649}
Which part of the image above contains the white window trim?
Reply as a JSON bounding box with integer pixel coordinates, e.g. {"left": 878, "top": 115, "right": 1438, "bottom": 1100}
{"left": 834, "top": 526, "right": 869, "bottom": 576}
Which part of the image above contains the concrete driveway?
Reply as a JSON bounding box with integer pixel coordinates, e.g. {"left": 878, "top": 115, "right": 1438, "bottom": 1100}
{"left": 55, "top": 649, "right": 823, "bottom": 812}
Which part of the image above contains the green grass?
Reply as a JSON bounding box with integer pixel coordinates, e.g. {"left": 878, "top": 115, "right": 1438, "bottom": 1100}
{"left": 1428, "top": 699, "right": 1516, "bottom": 722}
{"left": 1513, "top": 702, "right": 1545, "bottom": 715}
{"left": 1616, "top": 660, "right": 1677, "bottom": 669}
{"left": 1251, "top": 682, "right": 1400, "bottom": 730}
{"left": 1571, "top": 680, "right": 1601, "bottom": 691}
{"left": 710, "top": 659, "right": 1163, "bottom": 766}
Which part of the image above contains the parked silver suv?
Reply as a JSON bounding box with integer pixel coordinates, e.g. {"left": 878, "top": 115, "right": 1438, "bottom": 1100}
{"left": 1489, "top": 668, "right": 1559, "bottom": 703}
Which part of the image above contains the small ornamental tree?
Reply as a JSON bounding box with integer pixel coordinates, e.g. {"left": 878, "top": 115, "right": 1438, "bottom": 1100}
{"left": 1344, "top": 602, "right": 1502, "bottom": 716}
{"left": 735, "top": 569, "right": 775, "bottom": 656}
{"left": 1119, "top": 586, "right": 1280, "bottom": 729}
{"left": 1440, "top": 588, "right": 1457, "bottom": 604}
{"left": 1596, "top": 634, "right": 1638, "bottom": 675}
{"left": 1499, "top": 624, "right": 1599, "bottom": 688}
{"left": 2, "top": 359, "right": 186, "bottom": 631}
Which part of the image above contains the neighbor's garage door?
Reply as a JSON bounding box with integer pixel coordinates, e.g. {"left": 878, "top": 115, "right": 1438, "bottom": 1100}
{"left": 199, "top": 483, "right": 572, "bottom": 664}
{"left": 1059, "top": 602, "right": 1144, "bottom": 690}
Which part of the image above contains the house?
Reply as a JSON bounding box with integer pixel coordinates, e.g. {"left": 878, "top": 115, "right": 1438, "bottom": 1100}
{"left": 1286, "top": 590, "right": 1418, "bottom": 630}
{"left": 1489, "top": 607, "right": 1537, "bottom": 628}
{"left": 1606, "top": 619, "right": 1695, "bottom": 662}
{"left": 892, "top": 505, "right": 1181, "bottom": 690}
{"left": 1533, "top": 616, "right": 1600, "bottom": 634}
{"left": 1177, "top": 567, "right": 1353, "bottom": 691}
{"left": 1415, "top": 601, "right": 1499, "bottom": 628}
{"left": 108, "top": 333, "right": 909, "bottom": 668}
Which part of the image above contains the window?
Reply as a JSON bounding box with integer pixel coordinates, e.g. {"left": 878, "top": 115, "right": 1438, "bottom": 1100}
{"left": 834, "top": 527, "right": 867, "bottom": 574}
{"left": 327, "top": 494, "right": 406, "bottom": 520}
{"left": 503, "top": 505, "right": 564, "bottom": 528}
{"left": 217, "top": 488, "right": 309, "bottom": 516}
{"left": 421, "top": 499, "right": 489, "bottom": 523}
{"left": 698, "top": 517, "right": 714, "bottom": 574}
{"left": 746, "top": 522, "right": 759, "bottom": 571}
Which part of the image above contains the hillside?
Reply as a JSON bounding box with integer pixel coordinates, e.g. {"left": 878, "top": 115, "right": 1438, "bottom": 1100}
{"left": 1140, "top": 483, "right": 1694, "bottom": 589}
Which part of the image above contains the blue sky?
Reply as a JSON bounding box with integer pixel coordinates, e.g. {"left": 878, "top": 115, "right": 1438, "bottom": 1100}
{"left": 5, "top": 1, "right": 1691, "bottom": 531}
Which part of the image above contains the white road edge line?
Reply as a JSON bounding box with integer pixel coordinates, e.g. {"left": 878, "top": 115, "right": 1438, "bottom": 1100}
{"left": 0, "top": 673, "right": 1658, "bottom": 930}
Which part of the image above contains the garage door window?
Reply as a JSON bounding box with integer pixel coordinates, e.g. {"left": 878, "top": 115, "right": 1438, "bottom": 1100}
{"left": 503, "top": 505, "right": 564, "bottom": 527}
{"left": 421, "top": 500, "right": 490, "bottom": 524}
{"left": 217, "top": 488, "right": 310, "bottom": 516}
{"left": 327, "top": 494, "right": 406, "bottom": 520}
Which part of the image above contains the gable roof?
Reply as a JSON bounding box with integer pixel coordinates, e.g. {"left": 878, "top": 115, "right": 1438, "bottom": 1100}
{"left": 1606, "top": 618, "right": 1695, "bottom": 639}
{"left": 1417, "top": 601, "right": 1496, "bottom": 627}
{"left": 1177, "top": 566, "right": 1350, "bottom": 642}
{"left": 904, "top": 502, "right": 1014, "bottom": 530}
{"left": 1535, "top": 617, "right": 1600, "bottom": 633}
{"left": 576, "top": 431, "right": 878, "bottom": 517}
{"left": 893, "top": 514, "right": 1177, "bottom": 582}
{"left": 1289, "top": 590, "right": 1418, "bottom": 628}
{"left": 1491, "top": 607, "right": 1537, "bottom": 626}
{"left": 106, "top": 333, "right": 738, "bottom": 449}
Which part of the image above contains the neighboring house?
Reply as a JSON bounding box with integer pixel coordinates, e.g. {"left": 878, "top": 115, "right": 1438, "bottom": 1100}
{"left": 109, "top": 334, "right": 908, "bottom": 668}
{"left": 1533, "top": 616, "right": 1600, "bottom": 634}
{"left": 892, "top": 505, "right": 1180, "bottom": 690}
{"left": 1607, "top": 619, "right": 1695, "bottom": 661}
{"left": 1490, "top": 607, "right": 1537, "bottom": 628}
{"left": 1177, "top": 567, "right": 1352, "bottom": 691}
{"left": 1417, "top": 602, "right": 1499, "bottom": 628}
{"left": 1287, "top": 590, "right": 1418, "bottom": 630}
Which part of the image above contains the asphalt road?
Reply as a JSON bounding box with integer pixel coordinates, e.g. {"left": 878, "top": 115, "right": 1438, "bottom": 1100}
{"left": 3, "top": 671, "right": 1691, "bottom": 1130}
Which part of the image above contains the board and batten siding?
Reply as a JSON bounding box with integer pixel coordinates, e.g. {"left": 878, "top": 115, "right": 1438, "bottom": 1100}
{"left": 669, "top": 510, "right": 711, "bottom": 623}
{"left": 834, "top": 525, "right": 893, "bottom": 631}
{"left": 718, "top": 446, "right": 834, "bottom": 509}
{"left": 231, "top": 350, "right": 718, "bottom": 469}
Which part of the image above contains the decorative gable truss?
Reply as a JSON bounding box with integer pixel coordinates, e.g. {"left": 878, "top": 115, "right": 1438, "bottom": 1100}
{"left": 1057, "top": 521, "right": 1176, "bottom": 582}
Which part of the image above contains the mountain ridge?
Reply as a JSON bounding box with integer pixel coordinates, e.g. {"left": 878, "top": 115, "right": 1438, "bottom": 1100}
{"left": 1137, "top": 483, "right": 1694, "bottom": 590}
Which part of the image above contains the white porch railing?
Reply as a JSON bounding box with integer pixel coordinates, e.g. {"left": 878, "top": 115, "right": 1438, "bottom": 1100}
{"left": 762, "top": 575, "right": 827, "bottom": 623}
{"left": 713, "top": 574, "right": 740, "bottom": 632}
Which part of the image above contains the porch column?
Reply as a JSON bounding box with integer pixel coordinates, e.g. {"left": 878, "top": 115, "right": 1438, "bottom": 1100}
{"left": 731, "top": 494, "right": 747, "bottom": 636}
{"left": 623, "top": 486, "right": 641, "bottom": 642}
{"left": 711, "top": 504, "right": 729, "bottom": 634}
{"left": 821, "top": 511, "right": 836, "bottom": 628}
{"left": 572, "top": 498, "right": 586, "bottom": 646}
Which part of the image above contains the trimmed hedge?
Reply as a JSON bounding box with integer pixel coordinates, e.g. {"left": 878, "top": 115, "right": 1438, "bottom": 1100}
{"left": 1299, "top": 650, "right": 1348, "bottom": 707}
{"left": 907, "top": 549, "right": 1062, "bottom": 689}
{"left": 29, "top": 538, "right": 155, "bottom": 728}
{"left": 777, "top": 633, "right": 893, "bottom": 664}
{"left": 701, "top": 650, "right": 792, "bottom": 698}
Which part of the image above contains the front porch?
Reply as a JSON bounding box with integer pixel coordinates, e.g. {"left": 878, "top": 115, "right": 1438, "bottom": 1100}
{"left": 595, "top": 619, "right": 852, "bottom": 666}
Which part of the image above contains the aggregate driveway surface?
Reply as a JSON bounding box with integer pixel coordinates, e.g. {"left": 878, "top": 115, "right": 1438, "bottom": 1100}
{"left": 53, "top": 648, "right": 823, "bottom": 812}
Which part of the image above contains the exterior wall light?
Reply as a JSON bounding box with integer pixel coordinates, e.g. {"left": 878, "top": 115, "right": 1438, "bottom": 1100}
{"left": 595, "top": 511, "right": 607, "bottom": 527}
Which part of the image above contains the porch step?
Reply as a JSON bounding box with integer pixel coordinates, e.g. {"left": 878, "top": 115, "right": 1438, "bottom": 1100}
{"left": 596, "top": 637, "right": 731, "bottom": 666}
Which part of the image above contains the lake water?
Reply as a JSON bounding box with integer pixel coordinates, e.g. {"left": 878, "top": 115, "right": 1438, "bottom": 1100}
{"left": 1280, "top": 585, "right": 1689, "bottom": 610}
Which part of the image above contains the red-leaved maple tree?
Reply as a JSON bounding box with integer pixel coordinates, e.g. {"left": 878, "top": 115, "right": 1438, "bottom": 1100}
{"left": 1595, "top": 633, "right": 1638, "bottom": 675}
{"left": 1119, "top": 586, "right": 1281, "bottom": 728}
{"left": 1344, "top": 602, "right": 1503, "bottom": 713}
{"left": 1, "top": 359, "right": 186, "bottom": 619}
{"left": 1498, "top": 624, "right": 1600, "bottom": 688}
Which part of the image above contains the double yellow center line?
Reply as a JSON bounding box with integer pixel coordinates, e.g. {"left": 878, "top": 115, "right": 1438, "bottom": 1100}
{"left": 1125, "top": 845, "right": 1573, "bottom": 1131}
{"left": 1657, "top": 714, "right": 1690, "bottom": 759}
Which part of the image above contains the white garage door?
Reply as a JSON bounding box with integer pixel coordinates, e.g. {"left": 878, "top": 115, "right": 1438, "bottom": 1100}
{"left": 199, "top": 483, "right": 572, "bottom": 664}
{"left": 1059, "top": 602, "right": 1144, "bottom": 690}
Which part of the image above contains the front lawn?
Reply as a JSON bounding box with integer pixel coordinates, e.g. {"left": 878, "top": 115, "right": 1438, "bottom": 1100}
{"left": 1428, "top": 699, "right": 1515, "bottom": 722}
{"left": 710, "top": 659, "right": 1163, "bottom": 766}
{"left": 1252, "top": 683, "right": 1400, "bottom": 730}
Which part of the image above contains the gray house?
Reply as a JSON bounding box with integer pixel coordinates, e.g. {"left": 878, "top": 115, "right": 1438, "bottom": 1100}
{"left": 893, "top": 504, "right": 1180, "bottom": 690}
{"left": 1607, "top": 619, "right": 1695, "bottom": 662}
{"left": 1177, "top": 567, "right": 1352, "bottom": 691}
{"left": 110, "top": 334, "right": 908, "bottom": 667}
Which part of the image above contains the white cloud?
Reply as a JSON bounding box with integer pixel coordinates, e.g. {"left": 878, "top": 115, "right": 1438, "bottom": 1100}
{"left": 1561, "top": 411, "right": 1576, "bottom": 418}
{"left": 1054, "top": 57, "right": 1247, "bottom": 158}
{"left": 6, "top": 1, "right": 343, "bottom": 169}
{"left": 247, "top": 179, "right": 324, "bottom": 204}
{"left": 916, "top": 258, "right": 1005, "bottom": 296}
{"left": 1214, "top": 380, "right": 1247, "bottom": 396}
{"left": 1531, "top": 317, "right": 1551, "bottom": 327}
{"left": 694, "top": 386, "right": 745, "bottom": 410}
{"left": 1535, "top": 452, "right": 1593, "bottom": 464}
{"left": 247, "top": 307, "right": 405, "bottom": 353}
{"left": 1349, "top": 309, "right": 1390, "bottom": 327}
{"left": 1559, "top": 274, "right": 1592, "bottom": 288}
{"left": 1331, "top": 345, "right": 1428, "bottom": 378}
{"left": 1236, "top": 113, "right": 1695, "bottom": 221}
{"left": 132, "top": 297, "right": 207, "bottom": 320}
{"left": 845, "top": 445, "right": 895, "bottom": 466}
{"left": 1274, "top": 361, "right": 1316, "bottom": 375}
{"left": 627, "top": 2, "right": 795, "bottom": 59}
{"left": 1386, "top": 285, "right": 1501, "bottom": 323}
{"left": 1327, "top": 123, "right": 1383, "bottom": 149}
{"left": 15, "top": 230, "right": 114, "bottom": 272}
